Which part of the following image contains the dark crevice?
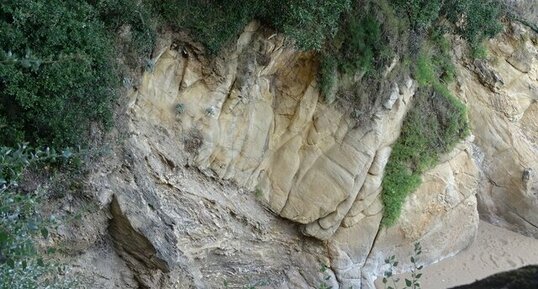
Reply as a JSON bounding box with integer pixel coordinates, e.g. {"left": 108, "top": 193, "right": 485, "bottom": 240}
{"left": 108, "top": 196, "right": 170, "bottom": 273}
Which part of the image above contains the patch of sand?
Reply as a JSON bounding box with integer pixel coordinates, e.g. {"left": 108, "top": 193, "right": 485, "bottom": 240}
{"left": 375, "top": 221, "right": 538, "bottom": 289}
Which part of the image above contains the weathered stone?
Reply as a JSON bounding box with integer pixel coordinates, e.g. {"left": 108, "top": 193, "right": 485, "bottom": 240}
{"left": 336, "top": 148, "right": 480, "bottom": 289}
{"left": 454, "top": 22, "right": 538, "bottom": 238}
{"left": 59, "top": 18, "right": 537, "bottom": 289}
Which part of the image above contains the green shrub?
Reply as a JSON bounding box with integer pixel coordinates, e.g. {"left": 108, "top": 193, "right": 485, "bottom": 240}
{"left": 152, "top": 0, "right": 259, "bottom": 54}
{"left": 319, "top": 54, "right": 338, "bottom": 102}
{"left": 152, "top": 0, "right": 351, "bottom": 53}
{"left": 381, "top": 48, "right": 469, "bottom": 226}
{"left": 415, "top": 52, "right": 436, "bottom": 86}
{"left": 317, "top": 0, "right": 397, "bottom": 102}
{"left": 94, "top": 0, "right": 157, "bottom": 57}
{"left": 338, "top": 13, "right": 382, "bottom": 75}
{"left": 0, "top": 144, "right": 79, "bottom": 289}
{"left": 382, "top": 242, "right": 424, "bottom": 289}
{"left": 390, "top": 0, "right": 503, "bottom": 56}
{"left": 267, "top": 0, "right": 351, "bottom": 51}
{"left": 0, "top": 0, "right": 118, "bottom": 147}
{"left": 430, "top": 31, "right": 456, "bottom": 83}
{"left": 391, "top": 0, "right": 442, "bottom": 30}
{"left": 442, "top": 0, "right": 503, "bottom": 52}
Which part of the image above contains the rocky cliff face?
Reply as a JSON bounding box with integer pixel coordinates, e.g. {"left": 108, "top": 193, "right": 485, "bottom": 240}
{"left": 453, "top": 22, "right": 538, "bottom": 238}
{"left": 69, "top": 19, "right": 537, "bottom": 289}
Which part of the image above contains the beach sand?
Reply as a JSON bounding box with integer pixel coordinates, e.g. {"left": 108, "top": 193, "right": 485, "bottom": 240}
{"left": 375, "top": 221, "right": 538, "bottom": 289}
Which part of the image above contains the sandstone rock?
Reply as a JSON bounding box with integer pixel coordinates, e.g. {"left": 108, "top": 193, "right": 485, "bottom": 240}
{"left": 69, "top": 19, "right": 526, "bottom": 288}
{"left": 455, "top": 23, "right": 538, "bottom": 237}
{"left": 135, "top": 23, "right": 419, "bottom": 241}
{"left": 333, "top": 148, "right": 480, "bottom": 289}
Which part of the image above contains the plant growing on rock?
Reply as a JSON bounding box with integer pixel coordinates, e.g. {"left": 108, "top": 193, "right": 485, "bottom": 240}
{"left": 382, "top": 242, "right": 424, "bottom": 289}
{"left": 318, "top": 263, "right": 336, "bottom": 289}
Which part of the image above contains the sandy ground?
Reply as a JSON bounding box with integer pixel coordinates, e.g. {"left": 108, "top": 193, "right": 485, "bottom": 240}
{"left": 375, "top": 221, "right": 538, "bottom": 289}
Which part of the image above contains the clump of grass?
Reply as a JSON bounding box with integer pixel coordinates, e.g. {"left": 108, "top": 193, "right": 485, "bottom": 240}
{"left": 381, "top": 46, "right": 469, "bottom": 226}
{"left": 415, "top": 52, "right": 436, "bottom": 86}
{"left": 318, "top": 0, "right": 399, "bottom": 102}
{"left": 319, "top": 54, "right": 338, "bottom": 102}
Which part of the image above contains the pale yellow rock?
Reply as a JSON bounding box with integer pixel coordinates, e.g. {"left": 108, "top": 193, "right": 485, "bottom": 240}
{"left": 103, "top": 18, "right": 538, "bottom": 288}
{"left": 359, "top": 148, "right": 480, "bottom": 289}
{"left": 454, "top": 23, "right": 538, "bottom": 237}
{"left": 128, "top": 21, "right": 421, "bottom": 239}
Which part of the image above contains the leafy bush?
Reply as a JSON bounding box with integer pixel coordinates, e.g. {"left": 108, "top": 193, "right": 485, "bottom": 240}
{"left": 0, "top": 144, "right": 79, "bottom": 289}
{"left": 152, "top": 0, "right": 259, "bottom": 54}
{"left": 0, "top": 0, "right": 118, "bottom": 147}
{"left": 442, "top": 0, "right": 503, "bottom": 51}
{"left": 267, "top": 0, "right": 351, "bottom": 51}
{"left": 415, "top": 52, "right": 436, "bottom": 86}
{"left": 391, "top": 0, "right": 442, "bottom": 30}
{"left": 319, "top": 54, "right": 338, "bottom": 102}
{"left": 430, "top": 31, "right": 456, "bottom": 83}
{"left": 93, "top": 0, "right": 157, "bottom": 57}
{"left": 337, "top": 13, "right": 382, "bottom": 74}
{"left": 152, "top": 0, "right": 350, "bottom": 53}
{"left": 391, "top": 0, "right": 503, "bottom": 54}
{"left": 382, "top": 242, "right": 424, "bottom": 289}
{"left": 318, "top": 0, "right": 399, "bottom": 101}
{"left": 381, "top": 48, "right": 469, "bottom": 226}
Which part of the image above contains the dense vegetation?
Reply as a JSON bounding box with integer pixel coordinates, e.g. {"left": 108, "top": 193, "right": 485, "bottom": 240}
{"left": 0, "top": 0, "right": 118, "bottom": 147}
{"left": 378, "top": 0, "right": 501, "bottom": 225}
{"left": 0, "top": 145, "right": 80, "bottom": 289}
{"left": 0, "top": 1, "right": 143, "bottom": 287}
{"left": 153, "top": 0, "right": 352, "bottom": 53}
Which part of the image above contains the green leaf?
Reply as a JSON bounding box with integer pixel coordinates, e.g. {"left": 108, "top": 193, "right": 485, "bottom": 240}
{"left": 417, "top": 265, "right": 423, "bottom": 270}
{"left": 416, "top": 273, "right": 422, "bottom": 279}
{"left": 382, "top": 278, "right": 387, "bottom": 284}
{"left": 387, "top": 287, "right": 394, "bottom": 289}
{"left": 410, "top": 256, "right": 415, "bottom": 263}
{"left": 0, "top": 230, "right": 9, "bottom": 244}
{"left": 41, "top": 228, "right": 48, "bottom": 239}
{"left": 405, "top": 279, "right": 412, "bottom": 287}
{"left": 393, "top": 261, "right": 398, "bottom": 267}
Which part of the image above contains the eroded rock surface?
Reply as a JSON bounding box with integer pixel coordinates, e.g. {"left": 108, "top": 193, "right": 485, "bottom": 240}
{"left": 454, "top": 23, "right": 538, "bottom": 237}
{"left": 335, "top": 145, "right": 480, "bottom": 289}
{"left": 64, "top": 19, "right": 538, "bottom": 288}
{"left": 138, "top": 22, "right": 417, "bottom": 242}
{"left": 87, "top": 22, "right": 482, "bottom": 288}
